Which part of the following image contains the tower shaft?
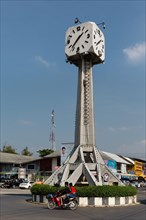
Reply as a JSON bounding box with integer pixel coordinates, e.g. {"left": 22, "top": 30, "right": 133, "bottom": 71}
{"left": 75, "top": 57, "right": 95, "bottom": 147}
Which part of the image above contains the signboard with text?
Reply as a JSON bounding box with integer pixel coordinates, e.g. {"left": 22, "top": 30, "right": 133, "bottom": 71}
{"left": 18, "top": 168, "right": 26, "bottom": 179}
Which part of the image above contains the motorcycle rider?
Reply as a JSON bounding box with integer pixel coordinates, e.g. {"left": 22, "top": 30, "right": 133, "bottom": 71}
{"left": 66, "top": 182, "right": 77, "bottom": 202}
{"left": 57, "top": 181, "right": 70, "bottom": 206}
{"left": 47, "top": 182, "right": 77, "bottom": 209}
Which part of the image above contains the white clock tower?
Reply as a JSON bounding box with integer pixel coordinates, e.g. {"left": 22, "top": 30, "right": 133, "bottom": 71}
{"left": 45, "top": 21, "right": 123, "bottom": 186}
{"left": 65, "top": 21, "right": 105, "bottom": 149}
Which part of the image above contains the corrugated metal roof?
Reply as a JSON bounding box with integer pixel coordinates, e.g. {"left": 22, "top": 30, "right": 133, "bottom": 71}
{"left": 101, "top": 151, "right": 131, "bottom": 164}
{"left": 44, "top": 150, "right": 61, "bottom": 158}
{"left": 122, "top": 156, "right": 135, "bottom": 164}
{"left": 99, "top": 151, "right": 113, "bottom": 161}
{"left": 0, "top": 152, "right": 39, "bottom": 164}
{"left": 0, "top": 150, "right": 142, "bottom": 165}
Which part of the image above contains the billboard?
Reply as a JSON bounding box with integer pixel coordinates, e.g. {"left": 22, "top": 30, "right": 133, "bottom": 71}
{"left": 134, "top": 160, "right": 142, "bottom": 176}
{"left": 121, "top": 164, "right": 127, "bottom": 174}
{"left": 105, "top": 160, "right": 117, "bottom": 174}
{"left": 61, "top": 143, "right": 74, "bottom": 165}
{"left": 18, "top": 168, "right": 26, "bottom": 179}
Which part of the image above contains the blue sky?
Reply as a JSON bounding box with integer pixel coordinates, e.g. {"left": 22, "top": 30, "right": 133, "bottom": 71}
{"left": 1, "top": 0, "right": 145, "bottom": 159}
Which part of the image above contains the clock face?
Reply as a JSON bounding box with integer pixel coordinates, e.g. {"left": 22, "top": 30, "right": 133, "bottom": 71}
{"left": 93, "top": 26, "right": 105, "bottom": 60}
{"left": 65, "top": 22, "right": 105, "bottom": 63}
{"left": 65, "top": 23, "right": 92, "bottom": 57}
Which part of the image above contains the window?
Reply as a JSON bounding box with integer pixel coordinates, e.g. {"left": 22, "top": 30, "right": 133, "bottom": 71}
{"left": 27, "top": 164, "right": 35, "bottom": 170}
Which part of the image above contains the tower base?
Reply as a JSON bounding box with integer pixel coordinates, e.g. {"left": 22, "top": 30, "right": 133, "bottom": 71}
{"left": 44, "top": 145, "right": 123, "bottom": 186}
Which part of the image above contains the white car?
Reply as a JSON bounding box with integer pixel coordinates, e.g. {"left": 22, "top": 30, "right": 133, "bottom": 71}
{"left": 19, "top": 181, "right": 32, "bottom": 189}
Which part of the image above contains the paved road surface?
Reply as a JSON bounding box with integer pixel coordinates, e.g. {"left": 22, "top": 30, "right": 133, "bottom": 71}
{"left": 0, "top": 188, "right": 146, "bottom": 220}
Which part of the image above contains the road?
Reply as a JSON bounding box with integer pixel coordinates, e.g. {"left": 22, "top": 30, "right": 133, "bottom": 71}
{"left": 0, "top": 188, "right": 146, "bottom": 220}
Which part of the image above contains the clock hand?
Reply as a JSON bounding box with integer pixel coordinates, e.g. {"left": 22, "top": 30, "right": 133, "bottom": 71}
{"left": 96, "top": 40, "right": 102, "bottom": 46}
{"left": 72, "top": 32, "right": 84, "bottom": 49}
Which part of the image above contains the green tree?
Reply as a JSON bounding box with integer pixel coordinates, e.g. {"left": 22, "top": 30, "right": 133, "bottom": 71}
{"left": 21, "top": 147, "right": 33, "bottom": 156}
{"left": 37, "top": 149, "right": 54, "bottom": 157}
{"left": 2, "top": 145, "right": 18, "bottom": 154}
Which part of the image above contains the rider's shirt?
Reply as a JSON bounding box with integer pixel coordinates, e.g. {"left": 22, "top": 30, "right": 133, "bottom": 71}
{"left": 70, "top": 186, "right": 76, "bottom": 194}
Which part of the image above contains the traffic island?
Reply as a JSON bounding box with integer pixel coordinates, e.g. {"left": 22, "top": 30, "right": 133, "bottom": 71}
{"left": 32, "top": 194, "right": 137, "bottom": 206}
{"left": 31, "top": 184, "right": 138, "bottom": 207}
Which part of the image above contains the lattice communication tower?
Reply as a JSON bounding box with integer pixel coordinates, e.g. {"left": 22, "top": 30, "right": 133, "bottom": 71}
{"left": 49, "top": 110, "right": 56, "bottom": 151}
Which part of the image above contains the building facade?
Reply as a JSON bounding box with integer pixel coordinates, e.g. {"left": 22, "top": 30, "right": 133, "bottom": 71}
{"left": 0, "top": 151, "right": 145, "bottom": 182}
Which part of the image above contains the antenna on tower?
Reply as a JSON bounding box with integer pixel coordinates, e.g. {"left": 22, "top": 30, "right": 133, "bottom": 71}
{"left": 49, "top": 110, "right": 56, "bottom": 151}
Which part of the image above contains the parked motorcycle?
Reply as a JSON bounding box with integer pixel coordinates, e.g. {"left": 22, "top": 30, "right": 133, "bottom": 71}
{"left": 46, "top": 193, "right": 78, "bottom": 210}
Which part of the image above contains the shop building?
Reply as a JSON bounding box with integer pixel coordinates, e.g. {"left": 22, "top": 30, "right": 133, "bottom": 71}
{"left": 0, "top": 150, "right": 145, "bottom": 182}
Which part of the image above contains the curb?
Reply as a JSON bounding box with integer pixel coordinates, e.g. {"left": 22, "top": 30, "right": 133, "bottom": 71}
{"left": 32, "top": 194, "right": 137, "bottom": 207}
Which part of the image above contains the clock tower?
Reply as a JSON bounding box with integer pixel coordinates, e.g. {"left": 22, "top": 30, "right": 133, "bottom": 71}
{"left": 45, "top": 21, "right": 123, "bottom": 186}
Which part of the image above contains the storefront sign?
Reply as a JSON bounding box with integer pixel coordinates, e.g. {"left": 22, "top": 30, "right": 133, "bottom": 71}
{"left": 134, "top": 160, "right": 142, "bottom": 176}
{"left": 18, "top": 168, "right": 26, "bottom": 179}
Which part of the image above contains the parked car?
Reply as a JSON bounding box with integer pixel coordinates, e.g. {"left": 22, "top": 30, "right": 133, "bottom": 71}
{"left": 0, "top": 177, "right": 26, "bottom": 188}
{"left": 11, "top": 178, "right": 25, "bottom": 188}
{"left": 0, "top": 179, "right": 14, "bottom": 188}
{"left": 19, "top": 180, "right": 32, "bottom": 189}
{"left": 0, "top": 182, "right": 5, "bottom": 188}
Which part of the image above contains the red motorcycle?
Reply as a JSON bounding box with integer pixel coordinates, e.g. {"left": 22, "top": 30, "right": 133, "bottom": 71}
{"left": 46, "top": 192, "right": 78, "bottom": 210}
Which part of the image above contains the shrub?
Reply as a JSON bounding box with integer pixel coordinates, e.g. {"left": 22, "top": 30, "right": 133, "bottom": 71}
{"left": 31, "top": 184, "right": 137, "bottom": 197}
{"left": 31, "top": 184, "right": 62, "bottom": 195}
{"left": 75, "top": 186, "right": 137, "bottom": 197}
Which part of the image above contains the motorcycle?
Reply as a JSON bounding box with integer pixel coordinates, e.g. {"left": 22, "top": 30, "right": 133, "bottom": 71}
{"left": 46, "top": 192, "right": 78, "bottom": 210}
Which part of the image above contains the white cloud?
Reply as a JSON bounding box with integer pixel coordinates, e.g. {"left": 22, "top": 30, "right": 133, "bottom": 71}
{"left": 18, "top": 119, "right": 32, "bottom": 125}
{"left": 140, "top": 139, "right": 146, "bottom": 145}
{"left": 108, "top": 126, "right": 143, "bottom": 132}
{"left": 108, "top": 127, "right": 116, "bottom": 132}
{"left": 108, "top": 126, "right": 130, "bottom": 132}
{"left": 123, "top": 42, "right": 146, "bottom": 63}
{"left": 35, "top": 55, "right": 55, "bottom": 68}
{"left": 117, "top": 139, "right": 146, "bottom": 160}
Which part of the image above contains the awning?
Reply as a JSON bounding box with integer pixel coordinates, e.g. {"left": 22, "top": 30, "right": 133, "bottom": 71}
{"left": 120, "top": 173, "right": 138, "bottom": 180}
{"left": 101, "top": 151, "right": 131, "bottom": 164}
{"left": 122, "top": 156, "right": 135, "bottom": 164}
